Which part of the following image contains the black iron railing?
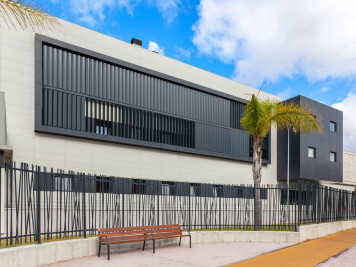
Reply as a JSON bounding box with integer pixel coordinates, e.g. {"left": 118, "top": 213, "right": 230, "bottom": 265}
{"left": 0, "top": 161, "right": 355, "bottom": 248}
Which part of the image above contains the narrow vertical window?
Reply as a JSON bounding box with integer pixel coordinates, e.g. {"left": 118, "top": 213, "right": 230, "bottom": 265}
{"left": 308, "top": 147, "right": 316, "bottom": 158}
{"left": 330, "top": 152, "right": 336, "bottom": 162}
{"left": 330, "top": 121, "right": 336, "bottom": 132}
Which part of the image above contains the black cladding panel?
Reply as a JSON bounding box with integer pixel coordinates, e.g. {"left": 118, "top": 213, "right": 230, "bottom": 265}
{"left": 277, "top": 95, "right": 343, "bottom": 183}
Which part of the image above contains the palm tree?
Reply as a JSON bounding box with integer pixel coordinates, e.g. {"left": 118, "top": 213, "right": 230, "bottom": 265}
{"left": 0, "top": 0, "right": 59, "bottom": 31}
{"left": 240, "top": 94, "right": 322, "bottom": 229}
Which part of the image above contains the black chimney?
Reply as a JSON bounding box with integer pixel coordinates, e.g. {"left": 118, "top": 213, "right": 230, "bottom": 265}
{"left": 131, "top": 38, "right": 142, "bottom": 47}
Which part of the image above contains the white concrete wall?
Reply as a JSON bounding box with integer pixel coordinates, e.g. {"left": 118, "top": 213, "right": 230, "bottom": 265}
{"left": 1, "top": 220, "right": 355, "bottom": 267}
{"left": 343, "top": 151, "right": 356, "bottom": 187}
{"left": 0, "top": 18, "right": 279, "bottom": 185}
{"left": 299, "top": 220, "right": 356, "bottom": 242}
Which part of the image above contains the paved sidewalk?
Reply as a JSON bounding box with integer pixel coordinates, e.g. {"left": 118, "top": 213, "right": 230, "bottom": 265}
{"left": 228, "top": 229, "right": 356, "bottom": 267}
{"left": 44, "top": 242, "right": 292, "bottom": 267}
{"left": 319, "top": 245, "right": 356, "bottom": 266}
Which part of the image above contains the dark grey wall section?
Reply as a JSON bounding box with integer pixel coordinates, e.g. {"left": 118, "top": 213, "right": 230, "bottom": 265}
{"left": 277, "top": 95, "right": 343, "bottom": 183}
{"left": 35, "top": 34, "right": 271, "bottom": 164}
{"left": 42, "top": 44, "right": 231, "bottom": 128}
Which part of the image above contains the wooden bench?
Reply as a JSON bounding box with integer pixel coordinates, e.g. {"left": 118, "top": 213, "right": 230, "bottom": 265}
{"left": 98, "top": 224, "right": 191, "bottom": 260}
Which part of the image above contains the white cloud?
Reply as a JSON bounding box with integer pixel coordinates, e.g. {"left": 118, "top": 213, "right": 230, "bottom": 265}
{"left": 332, "top": 93, "right": 356, "bottom": 153}
{"left": 320, "top": 86, "right": 329, "bottom": 93}
{"left": 193, "top": 0, "right": 356, "bottom": 87}
{"left": 68, "top": 0, "right": 116, "bottom": 26}
{"left": 176, "top": 47, "right": 193, "bottom": 59}
{"left": 276, "top": 88, "right": 293, "bottom": 101}
{"left": 151, "top": 0, "right": 180, "bottom": 24}
{"left": 148, "top": 41, "right": 165, "bottom": 54}
{"left": 57, "top": 0, "right": 180, "bottom": 26}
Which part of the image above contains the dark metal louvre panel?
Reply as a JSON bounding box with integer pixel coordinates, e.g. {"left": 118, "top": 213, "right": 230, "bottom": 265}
{"left": 230, "top": 100, "right": 245, "bottom": 130}
{"left": 42, "top": 44, "right": 233, "bottom": 127}
{"left": 173, "top": 182, "right": 190, "bottom": 196}
{"left": 42, "top": 88, "right": 85, "bottom": 131}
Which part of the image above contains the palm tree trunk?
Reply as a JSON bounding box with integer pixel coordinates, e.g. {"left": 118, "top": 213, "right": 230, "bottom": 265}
{"left": 252, "top": 136, "right": 262, "bottom": 230}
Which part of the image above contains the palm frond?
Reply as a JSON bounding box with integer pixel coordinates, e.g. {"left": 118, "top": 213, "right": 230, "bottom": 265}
{"left": 270, "top": 102, "right": 322, "bottom": 134}
{"left": 0, "top": 0, "right": 60, "bottom": 31}
{"left": 240, "top": 94, "right": 322, "bottom": 140}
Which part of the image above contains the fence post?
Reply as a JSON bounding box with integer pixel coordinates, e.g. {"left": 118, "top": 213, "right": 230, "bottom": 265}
{"left": 36, "top": 166, "right": 41, "bottom": 244}
{"left": 219, "top": 187, "right": 221, "bottom": 231}
{"left": 157, "top": 182, "right": 160, "bottom": 225}
{"left": 294, "top": 185, "right": 297, "bottom": 232}
{"left": 82, "top": 173, "right": 87, "bottom": 238}
{"left": 122, "top": 181, "right": 125, "bottom": 228}
{"left": 188, "top": 184, "right": 191, "bottom": 231}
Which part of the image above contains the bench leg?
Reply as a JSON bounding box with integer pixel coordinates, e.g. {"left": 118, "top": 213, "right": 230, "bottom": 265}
{"left": 189, "top": 235, "right": 191, "bottom": 248}
{"left": 107, "top": 244, "right": 110, "bottom": 260}
{"left": 143, "top": 240, "right": 146, "bottom": 251}
{"left": 153, "top": 239, "right": 155, "bottom": 254}
{"left": 179, "top": 236, "right": 182, "bottom": 246}
{"left": 98, "top": 243, "right": 101, "bottom": 257}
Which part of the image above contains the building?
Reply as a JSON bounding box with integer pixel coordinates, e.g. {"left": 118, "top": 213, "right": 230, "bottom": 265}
{"left": 277, "top": 95, "right": 348, "bottom": 189}
{"left": 0, "top": 18, "right": 278, "bottom": 186}
{"left": 0, "top": 17, "right": 354, "bottom": 190}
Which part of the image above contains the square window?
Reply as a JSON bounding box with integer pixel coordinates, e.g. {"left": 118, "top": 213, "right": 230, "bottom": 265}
{"left": 330, "top": 152, "right": 336, "bottom": 162}
{"left": 308, "top": 147, "right": 316, "bottom": 158}
{"left": 330, "top": 122, "right": 336, "bottom": 132}
{"left": 96, "top": 176, "right": 110, "bottom": 193}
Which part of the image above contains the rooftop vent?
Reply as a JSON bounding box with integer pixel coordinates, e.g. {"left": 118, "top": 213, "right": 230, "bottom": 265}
{"left": 131, "top": 38, "right": 142, "bottom": 47}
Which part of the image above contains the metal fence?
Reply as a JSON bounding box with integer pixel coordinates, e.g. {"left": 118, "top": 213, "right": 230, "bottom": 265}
{"left": 0, "top": 162, "right": 355, "bottom": 248}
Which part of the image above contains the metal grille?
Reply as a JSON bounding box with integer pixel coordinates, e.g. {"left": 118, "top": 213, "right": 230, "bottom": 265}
{"left": 40, "top": 43, "right": 270, "bottom": 162}
{"left": 1, "top": 161, "right": 355, "bottom": 248}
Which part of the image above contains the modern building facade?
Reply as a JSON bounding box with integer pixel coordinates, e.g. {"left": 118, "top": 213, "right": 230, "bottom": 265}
{"left": 0, "top": 17, "right": 353, "bottom": 190}
{"left": 277, "top": 95, "right": 344, "bottom": 186}
{"left": 0, "top": 18, "right": 277, "bottom": 186}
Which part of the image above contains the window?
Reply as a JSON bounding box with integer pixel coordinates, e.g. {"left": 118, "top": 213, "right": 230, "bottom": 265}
{"left": 54, "top": 176, "right": 72, "bottom": 191}
{"left": 96, "top": 176, "right": 110, "bottom": 193}
{"left": 308, "top": 147, "right": 316, "bottom": 158}
{"left": 96, "top": 121, "right": 111, "bottom": 135}
{"left": 330, "top": 121, "right": 336, "bottom": 132}
{"left": 162, "top": 182, "right": 174, "bottom": 196}
{"left": 190, "top": 183, "right": 200, "bottom": 197}
{"left": 330, "top": 152, "right": 336, "bottom": 162}
{"left": 133, "top": 179, "right": 146, "bottom": 194}
{"left": 213, "top": 185, "right": 223, "bottom": 197}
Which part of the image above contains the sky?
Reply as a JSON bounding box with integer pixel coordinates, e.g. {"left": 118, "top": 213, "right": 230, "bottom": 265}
{"left": 41, "top": 0, "right": 356, "bottom": 152}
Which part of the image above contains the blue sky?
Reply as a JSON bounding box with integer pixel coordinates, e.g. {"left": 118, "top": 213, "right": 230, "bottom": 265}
{"left": 41, "top": 0, "right": 356, "bottom": 152}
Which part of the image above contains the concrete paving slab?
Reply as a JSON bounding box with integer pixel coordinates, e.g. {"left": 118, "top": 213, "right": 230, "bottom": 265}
{"left": 43, "top": 242, "right": 293, "bottom": 267}
{"left": 319, "top": 245, "right": 356, "bottom": 267}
